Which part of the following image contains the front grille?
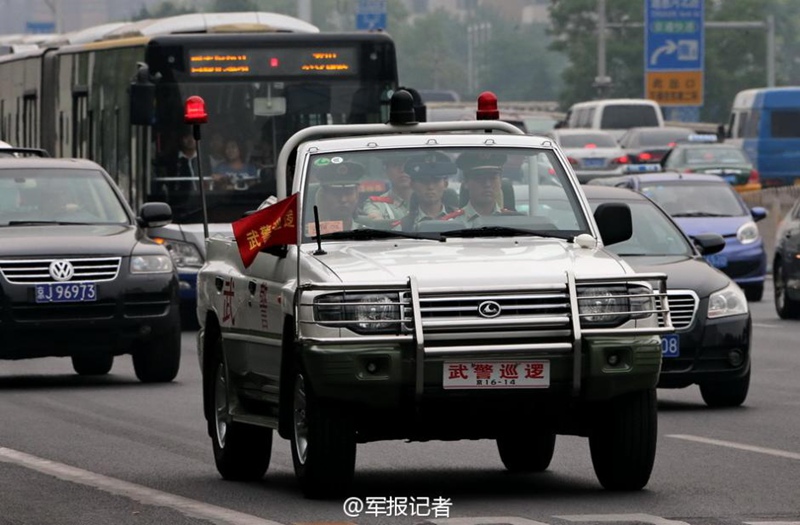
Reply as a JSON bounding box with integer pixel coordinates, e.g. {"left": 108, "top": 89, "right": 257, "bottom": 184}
{"left": 0, "top": 257, "right": 121, "bottom": 284}
{"left": 658, "top": 291, "right": 698, "bottom": 331}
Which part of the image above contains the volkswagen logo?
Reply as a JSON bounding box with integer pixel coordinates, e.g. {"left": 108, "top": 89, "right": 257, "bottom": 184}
{"left": 49, "top": 260, "right": 74, "bottom": 282}
{"left": 477, "top": 300, "right": 501, "bottom": 318}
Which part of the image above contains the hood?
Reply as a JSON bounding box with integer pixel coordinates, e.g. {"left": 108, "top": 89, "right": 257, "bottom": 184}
{"left": 621, "top": 255, "right": 730, "bottom": 297}
{"left": 306, "top": 238, "right": 627, "bottom": 289}
{"left": 673, "top": 215, "right": 748, "bottom": 237}
{"left": 0, "top": 224, "right": 140, "bottom": 257}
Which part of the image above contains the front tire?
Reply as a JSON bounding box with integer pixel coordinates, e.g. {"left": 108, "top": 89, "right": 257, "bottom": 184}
{"left": 291, "top": 371, "right": 356, "bottom": 499}
{"left": 496, "top": 432, "right": 556, "bottom": 472}
{"left": 700, "top": 369, "right": 750, "bottom": 408}
{"left": 589, "top": 389, "right": 657, "bottom": 491}
{"left": 72, "top": 355, "right": 113, "bottom": 376}
{"left": 132, "top": 330, "right": 181, "bottom": 383}
{"left": 774, "top": 264, "right": 800, "bottom": 319}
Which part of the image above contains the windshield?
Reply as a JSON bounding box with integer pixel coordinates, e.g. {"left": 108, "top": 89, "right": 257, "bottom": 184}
{"left": 558, "top": 133, "right": 618, "bottom": 148}
{"left": 684, "top": 147, "right": 749, "bottom": 165}
{"left": 589, "top": 200, "right": 693, "bottom": 256}
{"left": 0, "top": 168, "right": 129, "bottom": 226}
{"left": 600, "top": 105, "right": 659, "bottom": 129}
{"left": 640, "top": 181, "right": 747, "bottom": 217}
{"left": 147, "top": 79, "right": 393, "bottom": 223}
{"left": 300, "top": 147, "right": 590, "bottom": 242}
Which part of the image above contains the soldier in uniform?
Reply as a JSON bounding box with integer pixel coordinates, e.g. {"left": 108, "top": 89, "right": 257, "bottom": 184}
{"left": 312, "top": 161, "right": 366, "bottom": 233}
{"left": 360, "top": 153, "right": 412, "bottom": 220}
{"left": 444, "top": 150, "right": 510, "bottom": 224}
{"left": 399, "top": 152, "right": 458, "bottom": 231}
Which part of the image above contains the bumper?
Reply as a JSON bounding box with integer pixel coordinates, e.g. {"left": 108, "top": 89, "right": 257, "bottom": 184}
{"left": 0, "top": 274, "right": 180, "bottom": 359}
{"left": 178, "top": 268, "right": 199, "bottom": 301}
{"left": 658, "top": 311, "right": 750, "bottom": 388}
{"left": 709, "top": 239, "right": 767, "bottom": 284}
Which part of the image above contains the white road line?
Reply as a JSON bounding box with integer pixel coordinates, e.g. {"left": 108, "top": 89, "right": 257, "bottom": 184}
{"left": 0, "top": 446, "right": 284, "bottom": 525}
{"left": 753, "top": 323, "right": 780, "bottom": 328}
{"left": 555, "top": 514, "right": 690, "bottom": 525}
{"left": 666, "top": 435, "right": 800, "bottom": 460}
{"left": 745, "top": 522, "right": 800, "bottom": 525}
{"left": 429, "top": 518, "right": 550, "bottom": 525}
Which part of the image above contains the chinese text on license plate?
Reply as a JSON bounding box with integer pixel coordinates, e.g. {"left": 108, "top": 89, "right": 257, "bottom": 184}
{"left": 443, "top": 360, "right": 550, "bottom": 389}
{"left": 35, "top": 282, "right": 97, "bottom": 303}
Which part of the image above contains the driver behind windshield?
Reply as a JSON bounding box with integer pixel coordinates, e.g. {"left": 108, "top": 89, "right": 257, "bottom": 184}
{"left": 449, "top": 151, "right": 512, "bottom": 224}
{"left": 309, "top": 161, "right": 366, "bottom": 235}
{"left": 400, "top": 152, "right": 458, "bottom": 231}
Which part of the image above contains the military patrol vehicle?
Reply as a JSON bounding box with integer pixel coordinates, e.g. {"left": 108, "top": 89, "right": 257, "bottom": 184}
{"left": 195, "top": 91, "right": 673, "bottom": 499}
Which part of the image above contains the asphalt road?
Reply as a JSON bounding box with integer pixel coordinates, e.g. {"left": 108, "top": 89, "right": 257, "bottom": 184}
{"left": 1, "top": 280, "right": 798, "bottom": 525}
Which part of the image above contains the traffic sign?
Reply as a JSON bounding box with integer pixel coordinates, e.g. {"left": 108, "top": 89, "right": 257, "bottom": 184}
{"left": 356, "top": 0, "right": 387, "bottom": 31}
{"left": 646, "top": 71, "right": 703, "bottom": 106}
{"left": 645, "top": 0, "right": 704, "bottom": 107}
{"left": 645, "top": 0, "right": 704, "bottom": 71}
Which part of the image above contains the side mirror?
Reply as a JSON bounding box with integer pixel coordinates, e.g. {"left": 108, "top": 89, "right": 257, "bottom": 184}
{"left": 594, "top": 202, "right": 632, "bottom": 246}
{"left": 139, "top": 202, "right": 172, "bottom": 228}
{"left": 692, "top": 232, "right": 725, "bottom": 255}
{"left": 750, "top": 206, "right": 767, "bottom": 222}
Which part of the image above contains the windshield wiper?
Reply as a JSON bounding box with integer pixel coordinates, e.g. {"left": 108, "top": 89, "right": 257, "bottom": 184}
{"left": 318, "top": 228, "right": 443, "bottom": 241}
{"left": 440, "top": 226, "right": 572, "bottom": 240}
{"left": 671, "top": 212, "right": 732, "bottom": 218}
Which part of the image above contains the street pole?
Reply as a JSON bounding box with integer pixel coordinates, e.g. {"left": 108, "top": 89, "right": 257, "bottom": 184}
{"left": 594, "top": 0, "right": 612, "bottom": 98}
{"left": 766, "top": 14, "right": 775, "bottom": 87}
{"left": 297, "top": 0, "right": 312, "bottom": 24}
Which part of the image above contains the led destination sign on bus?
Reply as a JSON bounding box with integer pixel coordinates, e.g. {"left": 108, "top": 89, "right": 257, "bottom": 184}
{"left": 188, "top": 47, "right": 359, "bottom": 77}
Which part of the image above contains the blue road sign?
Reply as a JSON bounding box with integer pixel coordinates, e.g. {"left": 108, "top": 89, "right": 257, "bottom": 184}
{"left": 26, "top": 21, "right": 55, "bottom": 34}
{"left": 645, "top": 0, "right": 704, "bottom": 72}
{"left": 356, "top": 0, "right": 387, "bottom": 30}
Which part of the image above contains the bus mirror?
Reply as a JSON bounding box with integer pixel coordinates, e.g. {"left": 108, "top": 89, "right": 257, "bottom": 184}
{"left": 254, "top": 96, "right": 287, "bottom": 116}
{"left": 129, "top": 82, "right": 155, "bottom": 126}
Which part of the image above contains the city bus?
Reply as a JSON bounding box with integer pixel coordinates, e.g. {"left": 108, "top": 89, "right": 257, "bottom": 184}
{"left": 0, "top": 13, "right": 400, "bottom": 316}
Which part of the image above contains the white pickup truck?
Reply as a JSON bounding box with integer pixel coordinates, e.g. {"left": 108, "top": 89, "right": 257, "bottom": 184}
{"left": 196, "top": 91, "right": 673, "bottom": 499}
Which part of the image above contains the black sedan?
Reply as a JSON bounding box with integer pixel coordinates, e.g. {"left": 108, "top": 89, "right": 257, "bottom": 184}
{"left": 583, "top": 185, "right": 752, "bottom": 407}
{"left": 0, "top": 156, "right": 181, "bottom": 382}
{"left": 774, "top": 198, "right": 800, "bottom": 319}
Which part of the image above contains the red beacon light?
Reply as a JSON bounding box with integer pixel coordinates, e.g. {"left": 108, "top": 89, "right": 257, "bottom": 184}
{"left": 184, "top": 95, "right": 208, "bottom": 125}
{"left": 476, "top": 91, "right": 499, "bottom": 120}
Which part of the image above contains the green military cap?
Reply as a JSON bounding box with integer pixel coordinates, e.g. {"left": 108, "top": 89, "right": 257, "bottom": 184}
{"left": 455, "top": 150, "right": 508, "bottom": 176}
{"left": 405, "top": 151, "right": 457, "bottom": 180}
{"left": 318, "top": 161, "right": 365, "bottom": 188}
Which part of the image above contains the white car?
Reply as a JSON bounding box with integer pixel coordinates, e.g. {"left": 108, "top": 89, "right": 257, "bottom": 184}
{"left": 551, "top": 129, "right": 627, "bottom": 183}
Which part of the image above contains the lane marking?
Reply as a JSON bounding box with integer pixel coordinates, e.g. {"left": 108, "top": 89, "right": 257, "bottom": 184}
{"left": 0, "top": 446, "right": 284, "bottom": 525}
{"left": 753, "top": 323, "right": 780, "bottom": 328}
{"left": 667, "top": 435, "right": 800, "bottom": 461}
{"left": 555, "top": 514, "right": 690, "bottom": 525}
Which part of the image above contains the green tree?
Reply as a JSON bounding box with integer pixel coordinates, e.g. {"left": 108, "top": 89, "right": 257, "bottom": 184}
{"left": 131, "top": 1, "right": 198, "bottom": 21}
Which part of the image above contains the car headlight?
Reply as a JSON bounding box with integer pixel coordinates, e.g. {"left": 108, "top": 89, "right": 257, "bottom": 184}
{"left": 130, "top": 255, "right": 173, "bottom": 274}
{"left": 708, "top": 282, "right": 748, "bottom": 319}
{"left": 736, "top": 221, "right": 760, "bottom": 245}
{"left": 577, "top": 285, "right": 655, "bottom": 326}
{"left": 314, "top": 293, "right": 403, "bottom": 334}
{"left": 154, "top": 238, "right": 204, "bottom": 268}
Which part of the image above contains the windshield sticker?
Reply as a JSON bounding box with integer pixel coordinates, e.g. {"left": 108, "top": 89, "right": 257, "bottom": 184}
{"left": 313, "top": 158, "right": 331, "bottom": 167}
{"left": 307, "top": 221, "right": 344, "bottom": 236}
{"left": 330, "top": 156, "right": 343, "bottom": 164}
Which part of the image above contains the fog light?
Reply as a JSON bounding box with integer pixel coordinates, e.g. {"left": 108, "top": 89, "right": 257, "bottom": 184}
{"left": 139, "top": 325, "right": 152, "bottom": 336}
{"left": 366, "top": 362, "right": 378, "bottom": 374}
{"left": 728, "top": 349, "right": 744, "bottom": 367}
{"left": 607, "top": 354, "right": 619, "bottom": 366}
{"left": 179, "top": 281, "right": 192, "bottom": 290}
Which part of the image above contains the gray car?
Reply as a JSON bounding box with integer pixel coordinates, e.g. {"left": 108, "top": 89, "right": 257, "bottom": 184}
{"left": 551, "top": 129, "right": 627, "bottom": 183}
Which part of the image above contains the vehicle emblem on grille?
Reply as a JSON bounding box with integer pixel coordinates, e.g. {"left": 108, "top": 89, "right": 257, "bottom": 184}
{"left": 477, "top": 300, "right": 501, "bottom": 318}
{"left": 49, "top": 260, "right": 74, "bottom": 282}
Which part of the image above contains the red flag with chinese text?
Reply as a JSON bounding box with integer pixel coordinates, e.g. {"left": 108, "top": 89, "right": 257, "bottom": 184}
{"left": 232, "top": 193, "right": 298, "bottom": 268}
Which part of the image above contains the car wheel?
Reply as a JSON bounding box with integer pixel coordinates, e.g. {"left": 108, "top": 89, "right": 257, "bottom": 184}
{"left": 774, "top": 264, "right": 800, "bottom": 319}
{"left": 589, "top": 388, "right": 657, "bottom": 491}
{"left": 132, "top": 330, "right": 181, "bottom": 383}
{"left": 496, "top": 431, "right": 556, "bottom": 472}
{"left": 71, "top": 355, "right": 113, "bottom": 376}
{"left": 743, "top": 282, "right": 764, "bottom": 302}
{"left": 291, "top": 371, "right": 356, "bottom": 499}
{"left": 210, "top": 353, "right": 272, "bottom": 481}
{"left": 700, "top": 369, "right": 750, "bottom": 408}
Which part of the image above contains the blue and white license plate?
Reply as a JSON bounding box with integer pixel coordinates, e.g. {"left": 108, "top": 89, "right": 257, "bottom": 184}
{"left": 661, "top": 334, "right": 680, "bottom": 358}
{"left": 705, "top": 253, "right": 728, "bottom": 268}
{"left": 35, "top": 282, "right": 97, "bottom": 303}
{"left": 723, "top": 175, "right": 738, "bottom": 184}
{"left": 583, "top": 158, "right": 605, "bottom": 168}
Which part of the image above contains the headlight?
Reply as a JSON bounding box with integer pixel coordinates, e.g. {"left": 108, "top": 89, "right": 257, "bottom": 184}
{"left": 708, "top": 282, "right": 748, "bottom": 319}
{"left": 736, "top": 221, "right": 760, "bottom": 245}
{"left": 130, "top": 255, "right": 173, "bottom": 274}
{"left": 154, "top": 238, "right": 204, "bottom": 268}
{"left": 577, "top": 285, "right": 655, "bottom": 326}
{"left": 314, "top": 293, "right": 403, "bottom": 334}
